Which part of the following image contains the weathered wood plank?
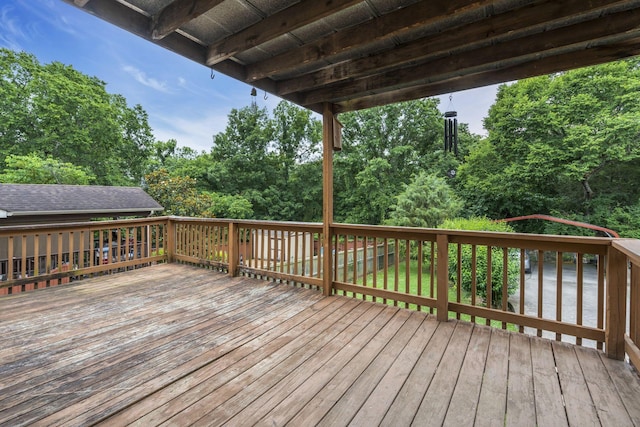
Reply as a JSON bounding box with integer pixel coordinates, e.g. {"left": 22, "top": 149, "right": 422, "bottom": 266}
{"left": 475, "top": 328, "right": 510, "bottom": 427}
{"left": 26, "top": 290, "right": 317, "bottom": 427}
{"left": 280, "top": 308, "right": 413, "bottom": 426}
{"left": 188, "top": 299, "right": 374, "bottom": 426}
{"left": 153, "top": 296, "right": 361, "bottom": 426}
{"left": 411, "top": 321, "right": 474, "bottom": 426}
{"left": 0, "top": 272, "right": 291, "bottom": 385}
{"left": 2, "top": 268, "right": 325, "bottom": 426}
{"left": 0, "top": 272, "right": 256, "bottom": 382}
{"left": 598, "top": 352, "right": 640, "bottom": 425}
{"left": 315, "top": 311, "right": 427, "bottom": 426}
{"left": 254, "top": 306, "right": 401, "bottom": 426}
{"left": 442, "top": 324, "right": 492, "bottom": 427}
{"left": 530, "top": 337, "right": 568, "bottom": 427}
{"left": 575, "top": 346, "right": 633, "bottom": 427}
{"left": 222, "top": 303, "right": 387, "bottom": 425}
{"left": 552, "top": 341, "right": 600, "bottom": 426}
{"left": 349, "top": 316, "right": 439, "bottom": 426}
{"left": 82, "top": 296, "right": 339, "bottom": 427}
{"left": 379, "top": 320, "right": 456, "bottom": 427}
{"left": 0, "top": 264, "right": 638, "bottom": 427}
{"left": 506, "top": 332, "right": 536, "bottom": 426}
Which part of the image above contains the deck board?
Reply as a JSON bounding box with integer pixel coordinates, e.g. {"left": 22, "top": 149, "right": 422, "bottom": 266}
{"left": 531, "top": 338, "right": 569, "bottom": 427}
{"left": 1, "top": 263, "right": 639, "bottom": 426}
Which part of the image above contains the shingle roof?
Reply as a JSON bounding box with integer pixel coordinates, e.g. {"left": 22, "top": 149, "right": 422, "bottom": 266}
{"left": 0, "top": 184, "right": 163, "bottom": 217}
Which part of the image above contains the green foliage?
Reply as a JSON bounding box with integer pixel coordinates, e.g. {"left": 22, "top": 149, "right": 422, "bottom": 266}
{"left": 388, "top": 172, "right": 462, "bottom": 228}
{"left": 459, "top": 59, "right": 640, "bottom": 233}
{"left": 0, "top": 153, "right": 95, "bottom": 184}
{"left": 204, "top": 192, "right": 254, "bottom": 219}
{"left": 208, "top": 101, "right": 322, "bottom": 220}
{"left": 144, "top": 169, "right": 213, "bottom": 217}
{"left": 0, "top": 48, "right": 153, "bottom": 185}
{"left": 440, "top": 217, "right": 519, "bottom": 307}
{"left": 334, "top": 99, "right": 478, "bottom": 224}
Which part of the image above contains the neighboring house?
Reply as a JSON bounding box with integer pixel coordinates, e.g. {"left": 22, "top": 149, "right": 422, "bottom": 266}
{"left": 0, "top": 184, "right": 163, "bottom": 226}
{"left": 0, "top": 184, "right": 163, "bottom": 283}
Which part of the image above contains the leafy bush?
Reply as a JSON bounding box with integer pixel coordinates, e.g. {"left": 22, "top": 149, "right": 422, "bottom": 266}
{"left": 440, "top": 217, "right": 520, "bottom": 308}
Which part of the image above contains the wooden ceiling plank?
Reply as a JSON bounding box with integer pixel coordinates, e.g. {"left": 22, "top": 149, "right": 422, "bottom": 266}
{"left": 152, "top": 0, "right": 226, "bottom": 40}
{"left": 277, "top": 0, "right": 635, "bottom": 96}
{"left": 205, "top": 0, "right": 362, "bottom": 66}
{"left": 244, "top": 0, "right": 500, "bottom": 81}
{"left": 335, "top": 38, "right": 640, "bottom": 112}
{"left": 64, "top": 0, "right": 151, "bottom": 38}
{"left": 299, "top": 8, "right": 640, "bottom": 106}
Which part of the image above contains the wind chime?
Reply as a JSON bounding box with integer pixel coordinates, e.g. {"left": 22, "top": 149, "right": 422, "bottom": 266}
{"left": 444, "top": 95, "right": 458, "bottom": 156}
{"left": 250, "top": 87, "right": 257, "bottom": 107}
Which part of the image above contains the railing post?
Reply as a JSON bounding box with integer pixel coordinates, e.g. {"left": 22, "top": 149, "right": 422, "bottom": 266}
{"left": 166, "top": 217, "right": 175, "bottom": 263}
{"left": 437, "top": 233, "right": 449, "bottom": 322}
{"left": 228, "top": 221, "right": 239, "bottom": 277}
{"left": 606, "top": 245, "right": 627, "bottom": 359}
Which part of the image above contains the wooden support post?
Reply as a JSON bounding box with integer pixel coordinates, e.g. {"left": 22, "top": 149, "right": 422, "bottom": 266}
{"left": 605, "top": 245, "right": 627, "bottom": 360}
{"left": 322, "top": 103, "right": 335, "bottom": 296}
{"left": 437, "top": 233, "right": 449, "bottom": 322}
{"left": 228, "top": 222, "right": 239, "bottom": 277}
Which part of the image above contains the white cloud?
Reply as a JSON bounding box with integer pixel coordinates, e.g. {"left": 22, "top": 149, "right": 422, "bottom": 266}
{"left": 122, "top": 65, "right": 171, "bottom": 93}
{"left": 0, "top": 5, "right": 27, "bottom": 50}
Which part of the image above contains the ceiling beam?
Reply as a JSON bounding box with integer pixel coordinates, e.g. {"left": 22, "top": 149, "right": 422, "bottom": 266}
{"left": 335, "top": 37, "right": 640, "bottom": 113}
{"left": 276, "top": 0, "right": 635, "bottom": 96}
{"left": 299, "top": 8, "right": 640, "bottom": 106}
{"left": 244, "top": 0, "right": 501, "bottom": 82}
{"left": 151, "top": 0, "right": 226, "bottom": 40}
{"left": 62, "top": 0, "right": 279, "bottom": 100}
{"left": 205, "top": 0, "right": 362, "bottom": 66}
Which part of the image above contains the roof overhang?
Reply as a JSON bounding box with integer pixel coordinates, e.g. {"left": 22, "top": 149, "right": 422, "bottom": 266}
{"left": 62, "top": 0, "right": 640, "bottom": 114}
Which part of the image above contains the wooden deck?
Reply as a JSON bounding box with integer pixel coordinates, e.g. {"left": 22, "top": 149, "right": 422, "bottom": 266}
{"left": 1, "top": 264, "right": 639, "bottom": 426}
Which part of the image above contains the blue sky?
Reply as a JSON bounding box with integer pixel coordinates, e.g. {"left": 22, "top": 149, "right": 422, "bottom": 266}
{"left": 0, "top": 0, "right": 499, "bottom": 153}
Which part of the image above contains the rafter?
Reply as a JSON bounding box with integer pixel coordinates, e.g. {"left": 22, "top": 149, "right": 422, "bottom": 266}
{"left": 205, "top": 0, "right": 362, "bottom": 66}
{"left": 276, "top": 0, "right": 635, "bottom": 96}
{"left": 63, "top": 0, "right": 640, "bottom": 114}
{"left": 151, "top": 0, "right": 226, "bottom": 40}
{"left": 244, "top": 0, "right": 502, "bottom": 82}
{"left": 335, "top": 37, "right": 640, "bottom": 113}
{"left": 298, "top": 8, "right": 640, "bottom": 106}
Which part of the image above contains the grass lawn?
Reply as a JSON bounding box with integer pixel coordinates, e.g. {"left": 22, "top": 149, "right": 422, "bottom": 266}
{"left": 342, "top": 259, "right": 518, "bottom": 331}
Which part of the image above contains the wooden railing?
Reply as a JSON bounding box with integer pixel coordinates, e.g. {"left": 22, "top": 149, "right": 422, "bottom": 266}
{"left": 0, "top": 217, "right": 167, "bottom": 294}
{"left": 331, "top": 225, "right": 612, "bottom": 346}
{"left": 170, "top": 217, "right": 323, "bottom": 291}
{"left": 1, "top": 216, "right": 638, "bottom": 368}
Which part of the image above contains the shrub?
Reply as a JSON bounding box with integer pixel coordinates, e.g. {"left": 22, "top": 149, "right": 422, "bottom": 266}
{"left": 440, "top": 217, "right": 520, "bottom": 308}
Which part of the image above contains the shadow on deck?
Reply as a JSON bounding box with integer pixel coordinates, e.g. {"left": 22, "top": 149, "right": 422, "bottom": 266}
{"left": 1, "top": 264, "right": 639, "bottom": 426}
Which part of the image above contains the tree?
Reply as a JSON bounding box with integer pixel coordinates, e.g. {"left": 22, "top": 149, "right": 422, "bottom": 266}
{"left": 334, "top": 99, "right": 476, "bottom": 224}
{"left": 387, "top": 172, "right": 462, "bottom": 228}
{"left": 0, "top": 48, "right": 153, "bottom": 185}
{"left": 144, "top": 169, "right": 213, "bottom": 217}
{"left": 208, "top": 101, "right": 323, "bottom": 221}
{"left": 204, "top": 192, "right": 254, "bottom": 219}
{"left": 459, "top": 59, "right": 640, "bottom": 234}
{"left": 0, "top": 153, "right": 95, "bottom": 184}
